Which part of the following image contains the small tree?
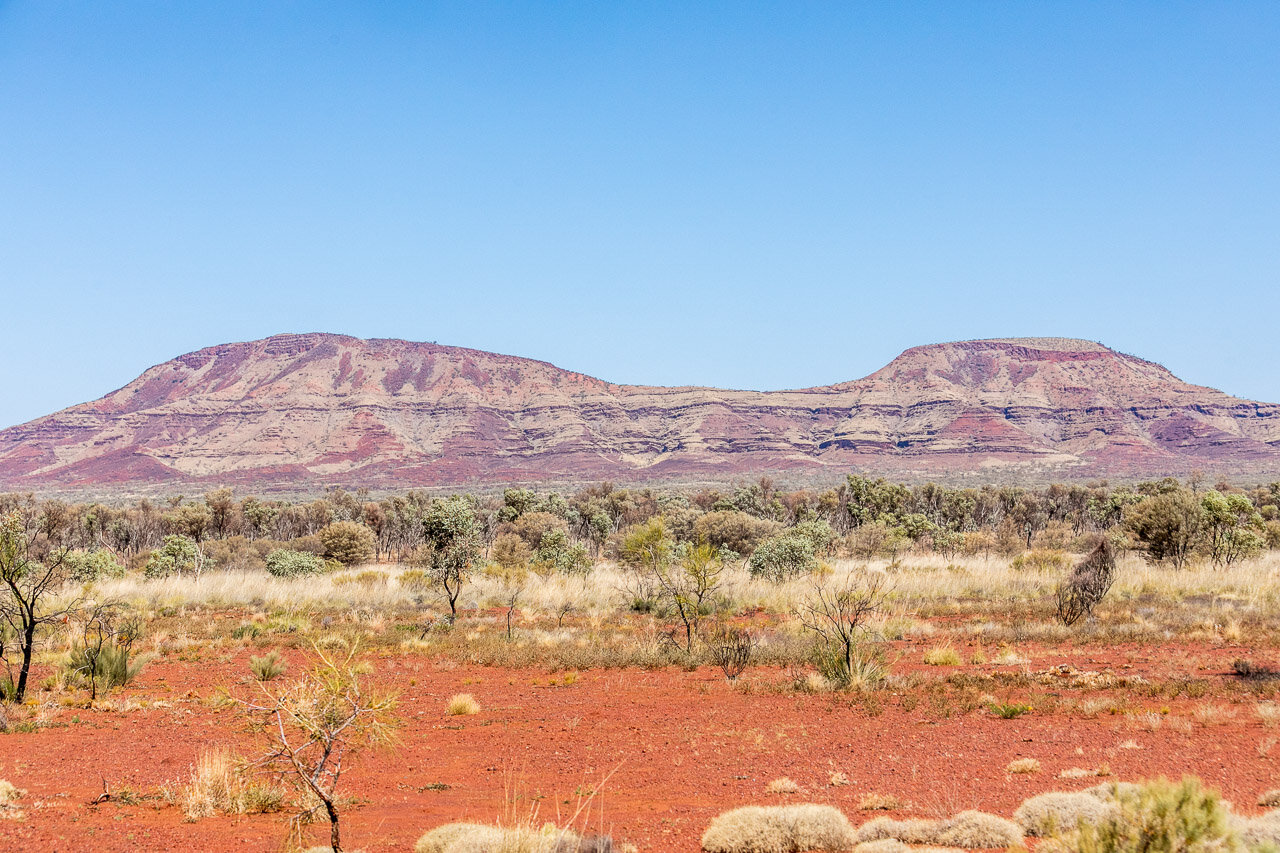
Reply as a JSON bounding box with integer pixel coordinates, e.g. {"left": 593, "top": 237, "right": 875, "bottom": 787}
{"left": 531, "top": 528, "right": 591, "bottom": 575}
{"left": 490, "top": 533, "right": 533, "bottom": 571}
{"left": 617, "top": 518, "right": 674, "bottom": 612}
{"left": 1200, "top": 490, "right": 1265, "bottom": 568}
{"left": 63, "top": 549, "right": 127, "bottom": 583}
{"left": 794, "top": 569, "right": 891, "bottom": 688}
{"left": 413, "top": 497, "right": 482, "bottom": 622}
{"left": 485, "top": 562, "right": 528, "bottom": 641}
{"left": 0, "top": 512, "right": 87, "bottom": 702}
{"left": 692, "top": 510, "right": 779, "bottom": 556}
{"left": 244, "top": 646, "right": 397, "bottom": 853}
{"left": 1056, "top": 539, "right": 1117, "bottom": 626}
{"left": 318, "top": 522, "right": 376, "bottom": 567}
{"left": 144, "top": 534, "right": 202, "bottom": 579}
{"left": 1126, "top": 491, "right": 1204, "bottom": 569}
{"left": 653, "top": 542, "right": 724, "bottom": 654}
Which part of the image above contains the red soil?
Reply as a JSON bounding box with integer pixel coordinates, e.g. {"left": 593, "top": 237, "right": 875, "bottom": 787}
{"left": 1, "top": 642, "right": 1277, "bottom": 852}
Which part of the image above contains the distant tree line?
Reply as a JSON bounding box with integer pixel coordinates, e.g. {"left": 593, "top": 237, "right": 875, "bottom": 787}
{"left": 0, "top": 473, "right": 1277, "bottom": 584}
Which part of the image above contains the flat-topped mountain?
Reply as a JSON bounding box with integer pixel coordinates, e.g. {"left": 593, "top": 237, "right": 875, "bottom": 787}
{"left": 1, "top": 333, "right": 1277, "bottom": 488}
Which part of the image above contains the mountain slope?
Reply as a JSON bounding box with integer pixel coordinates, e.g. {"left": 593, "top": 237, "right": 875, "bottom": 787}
{"left": 1, "top": 334, "right": 1277, "bottom": 487}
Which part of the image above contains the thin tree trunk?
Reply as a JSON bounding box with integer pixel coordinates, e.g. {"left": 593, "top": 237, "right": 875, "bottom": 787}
{"left": 326, "top": 798, "right": 341, "bottom": 852}
{"left": 15, "top": 620, "right": 35, "bottom": 702}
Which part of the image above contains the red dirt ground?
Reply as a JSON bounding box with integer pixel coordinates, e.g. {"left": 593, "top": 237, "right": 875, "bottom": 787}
{"left": 2, "top": 640, "right": 1278, "bottom": 852}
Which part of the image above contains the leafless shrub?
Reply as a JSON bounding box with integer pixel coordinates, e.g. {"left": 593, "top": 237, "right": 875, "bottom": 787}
{"left": 794, "top": 569, "right": 891, "bottom": 689}
{"left": 1056, "top": 540, "right": 1116, "bottom": 626}
{"left": 705, "top": 622, "right": 756, "bottom": 681}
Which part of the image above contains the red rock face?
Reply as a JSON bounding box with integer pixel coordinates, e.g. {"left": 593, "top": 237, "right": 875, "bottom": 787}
{"left": 1, "top": 334, "right": 1278, "bottom": 488}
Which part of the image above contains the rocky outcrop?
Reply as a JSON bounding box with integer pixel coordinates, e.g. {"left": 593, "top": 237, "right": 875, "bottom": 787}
{"left": 1, "top": 334, "right": 1277, "bottom": 488}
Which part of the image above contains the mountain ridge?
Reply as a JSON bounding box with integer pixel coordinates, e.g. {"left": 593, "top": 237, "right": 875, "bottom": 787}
{"left": 2, "top": 333, "right": 1277, "bottom": 488}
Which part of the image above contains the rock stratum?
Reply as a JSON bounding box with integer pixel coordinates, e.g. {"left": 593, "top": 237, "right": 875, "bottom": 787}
{"left": 1, "top": 334, "right": 1278, "bottom": 488}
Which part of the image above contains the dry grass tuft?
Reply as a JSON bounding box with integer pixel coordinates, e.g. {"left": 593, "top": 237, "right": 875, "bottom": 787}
{"left": 0, "top": 779, "right": 25, "bottom": 820}
{"left": 829, "top": 772, "right": 850, "bottom": 787}
{"left": 178, "top": 749, "right": 284, "bottom": 819}
{"left": 446, "top": 693, "right": 481, "bottom": 716}
{"left": 923, "top": 646, "right": 962, "bottom": 666}
{"left": 854, "top": 812, "right": 1021, "bottom": 848}
{"left": 854, "top": 818, "right": 941, "bottom": 845}
{"left": 932, "top": 811, "right": 1023, "bottom": 848}
{"left": 414, "top": 822, "right": 600, "bottom": 853}
{"left": 1006, "top": 758, "right": 1041, "bottom": 775}
{"left": 701, "top": 804, "right": 855, "bottom": 853}
{"left": 1239, "top": 810, "right": 1280, "bottom": 849}
{"left": 1191, "top": 703, "right": 1236, "bottom": 727}
{"left": 857, "top": 793, "right": 907, "bottom": 811}
{"left": 766, "top": 777, "right": 801, "bottom": 794}
{"left": 1259, "top": 790, "right": 1280, "bottom": 808}
{"left": 993, "top": 649, "right": 1030, "bottom": 666}
{"left": 415, "top": 823, "right": 504, "bottom": 853}
{"left": 1258, "top": 703, "right": 1280, "bottom": 728}
{"left": 0, "top": 780, "right": 24, "bottom": 806}
{"left": 1014, "top": 791, "right": 1115, "bottom": 836}
{"left": 1081, "top": 782, "right": 1141, "bottom": 802}
{"left": 1058, "top": 767, "right": 1104, "bottom": 780}
{"left": 852, "top": 840, "right": 910, "bottom": 853}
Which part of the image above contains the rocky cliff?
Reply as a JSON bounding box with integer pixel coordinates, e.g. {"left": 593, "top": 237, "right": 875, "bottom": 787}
{"left": 1, "top": 334, "right": 1276, "bottom": 488}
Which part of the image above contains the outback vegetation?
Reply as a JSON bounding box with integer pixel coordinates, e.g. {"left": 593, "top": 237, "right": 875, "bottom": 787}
{"left": 2, "top": 473, "right": 1280, "bottom": 851}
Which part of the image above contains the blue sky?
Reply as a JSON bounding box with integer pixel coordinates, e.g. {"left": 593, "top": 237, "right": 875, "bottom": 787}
{"left": 1, "top": 2, "right": 1277, "bottom": 428}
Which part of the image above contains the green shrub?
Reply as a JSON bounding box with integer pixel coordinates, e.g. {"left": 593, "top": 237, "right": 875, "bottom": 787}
{"left": 792, "top": 519, "right": 836, "bottom": 554}
{"left": 64, "top": 642, "right": 146, "bottom": 695}
{"left": 264, "top": 548, "right": 326, "bottom": 578}
{"left": 989, "top": 701, "right": 1033, "bottom": 719}
{"left": 748, "top": 532, "right": 819, "bottom": 581}
{"left": 532, "top": 528, "right": 591, "bottom": 575}
{"left": 1072, "top": 778, "right": 1240, "bottom": 853}
{"left": 144, "top": 535, "right": 200, "bottom": 578}
{"left": 64, "top": 549, "right": 127, "bottom": 583}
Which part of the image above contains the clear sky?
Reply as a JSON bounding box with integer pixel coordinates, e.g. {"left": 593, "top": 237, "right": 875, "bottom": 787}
{"left": 1, "top": 2, "right": 1277, "bottom": 429}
